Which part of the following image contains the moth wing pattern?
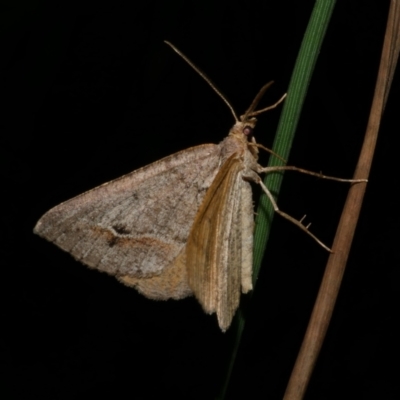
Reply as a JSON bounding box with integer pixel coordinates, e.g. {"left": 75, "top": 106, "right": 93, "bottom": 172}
{"left": 34, "top": 144, "right": 222, "bottom": 299}
{"left": 186, "top": 154, "right": 254, "bottom": 331}
{"left": 119, "top": 246, "right": 189, "bottom": 299}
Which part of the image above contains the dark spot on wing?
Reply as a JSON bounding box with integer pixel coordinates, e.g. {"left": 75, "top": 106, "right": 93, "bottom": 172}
{"left": 108, "top": 236, "right": 118, "bottom": 247}
{"left": 112, "top": 224, "right": 131, "bottom": 235}
{"left": 91, "top": 226, "right": 178, "bottom": 253}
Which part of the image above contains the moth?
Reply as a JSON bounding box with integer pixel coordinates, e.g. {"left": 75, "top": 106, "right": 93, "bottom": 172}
{"left": 34, "top": 42, "right": 364, "bottom": 331}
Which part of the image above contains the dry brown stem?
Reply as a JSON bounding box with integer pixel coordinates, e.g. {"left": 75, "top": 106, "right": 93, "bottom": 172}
{"left": 283, "top": 1, "right": 400, "bottom": 399}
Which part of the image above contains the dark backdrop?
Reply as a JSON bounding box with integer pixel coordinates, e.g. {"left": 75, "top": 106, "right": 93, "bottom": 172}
{"left": 2, "top": 1, "right": 398, "bottom": 399}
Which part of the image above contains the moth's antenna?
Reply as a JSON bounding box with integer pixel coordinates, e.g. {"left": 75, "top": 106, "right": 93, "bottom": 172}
{"left": 241, "top": 82, "right": 287, "bottom": 122}
{"left": 164, "top": 41, "right": 239, "bottom": 122}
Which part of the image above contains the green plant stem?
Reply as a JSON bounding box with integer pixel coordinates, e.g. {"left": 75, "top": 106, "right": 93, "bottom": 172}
{"left": 217, "top": 1, "right": 337, "bottom": 399}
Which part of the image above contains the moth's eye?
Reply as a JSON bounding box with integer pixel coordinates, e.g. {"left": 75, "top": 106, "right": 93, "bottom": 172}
{"left": 243, "top": 126, "right": 253, "bottom": 136}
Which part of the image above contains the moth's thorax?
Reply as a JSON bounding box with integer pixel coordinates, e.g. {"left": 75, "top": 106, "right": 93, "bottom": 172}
{"left": 219, "top": 119, "right": 259, "bottom": 163}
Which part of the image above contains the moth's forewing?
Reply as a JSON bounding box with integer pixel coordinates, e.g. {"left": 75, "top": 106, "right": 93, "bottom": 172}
{"left": 34, "top": 144, "right": 221, "bottom": 300}
{"left": 186, "top": 154, "right": 250, "bottom": 331}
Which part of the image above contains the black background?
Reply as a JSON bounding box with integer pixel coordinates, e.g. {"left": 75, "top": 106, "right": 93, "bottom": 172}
{"left": 2, "top": 1, "right": 399, "bottom": 399}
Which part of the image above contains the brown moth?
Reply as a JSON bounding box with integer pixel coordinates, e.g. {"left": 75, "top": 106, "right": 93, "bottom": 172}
{"left": 34, "top": 42, "right": 365, "bottom": 331}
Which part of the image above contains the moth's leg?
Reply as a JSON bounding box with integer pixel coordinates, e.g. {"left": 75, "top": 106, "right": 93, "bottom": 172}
{"left": 242, "top": 169, "right": 333, "bottom": 252}
{"left": 251, "top": 142, "right": 286, "bottom": 163}
{"left": 257, "top": 165, "right": 368, "bottom": 184}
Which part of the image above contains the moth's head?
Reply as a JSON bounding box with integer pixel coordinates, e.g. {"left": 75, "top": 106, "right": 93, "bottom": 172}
{"left": 229, "top": 116, "right": 257, "bottom": 142}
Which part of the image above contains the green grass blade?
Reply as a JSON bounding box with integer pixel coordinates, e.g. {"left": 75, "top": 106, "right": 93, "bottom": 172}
{"left": 217, "top": 1, "right": 337, "bottom": 399}
{"left": 253, "top": 0, "right": 337, "bottom": 279}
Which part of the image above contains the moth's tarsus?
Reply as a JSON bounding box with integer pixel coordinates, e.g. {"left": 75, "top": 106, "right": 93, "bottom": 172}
{"left": 255, "top": 165, "right": 367, "bottom": 252}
